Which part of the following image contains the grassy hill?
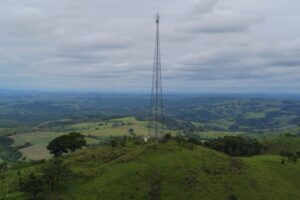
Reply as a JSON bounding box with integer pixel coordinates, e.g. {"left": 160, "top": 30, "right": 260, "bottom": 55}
{"left": 1, "top": 140, "right": 300, "bottom": 200}
{"left": 263, "top": 135, "right": 300, "bottom": 155}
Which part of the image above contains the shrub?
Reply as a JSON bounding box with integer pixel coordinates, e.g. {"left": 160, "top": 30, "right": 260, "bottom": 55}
{"left": 280, "top": 151, "right": 298, "bottom": 162}
{"left": 19, "top": 158, "right": 72, "bottom": 196}
{"left": 19, "top": 173, "right": 44, "bottom": 198}
{"left": 41, "top": 159, "right": 72, "bottom": 190}
{"left": 120, "top": 136, "right": 128, "bottom": 146}
{"left": 187, "top": 136, "right": 202, "bottom": 145}
{"left": 110, "top": 139, "right": 119, "bottom": 147}
{"left": 164, "top": 133, "right": 172, "bottom": 140}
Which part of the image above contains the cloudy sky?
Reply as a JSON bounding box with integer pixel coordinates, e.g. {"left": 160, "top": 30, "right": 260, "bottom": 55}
{"left": 0, "top": 0, "right": 300, "bottom": 93}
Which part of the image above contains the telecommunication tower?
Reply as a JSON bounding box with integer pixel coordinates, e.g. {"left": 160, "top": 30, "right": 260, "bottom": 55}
{"left": 149, "top": 13, "right": 164, "bottom": 140}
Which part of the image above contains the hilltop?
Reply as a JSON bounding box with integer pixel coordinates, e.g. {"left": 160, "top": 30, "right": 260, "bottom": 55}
{"left": 1, "top": 140, "right": 300, "bottom": 200}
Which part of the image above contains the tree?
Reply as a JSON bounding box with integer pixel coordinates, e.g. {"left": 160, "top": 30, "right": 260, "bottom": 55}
{"left": 19, "top": 159, "right": 72, "bottom": 196}
{"left": 19, "top": 173, "right": 44, "bottom": 198}
{"left": 67, "top": 132, "right": 86, "bottom": 152}
{"left": 41, "top": 159, "right": 72, "bottom": 191}
{"left": 47, "top": 132, "right": 86, "bottom": 157}
{"left": 205, "top": 136, "right": 263, "bottom": 156}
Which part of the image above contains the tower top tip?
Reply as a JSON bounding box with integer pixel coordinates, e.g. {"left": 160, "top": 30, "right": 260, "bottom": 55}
{"left": 155, "top": 12, "right": 160, "bottom": 23}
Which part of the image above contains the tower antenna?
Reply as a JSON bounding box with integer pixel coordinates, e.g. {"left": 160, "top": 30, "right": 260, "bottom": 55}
{"left": 149, "top": 12, "right": 164, "bottom": 140}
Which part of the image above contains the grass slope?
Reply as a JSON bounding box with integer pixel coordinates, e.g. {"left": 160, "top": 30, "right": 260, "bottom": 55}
{"left": 263, "top": 136, "right": 300, "bottom": 154}
{"left": 1, "top": 141, "right": 300, "bottom": 200}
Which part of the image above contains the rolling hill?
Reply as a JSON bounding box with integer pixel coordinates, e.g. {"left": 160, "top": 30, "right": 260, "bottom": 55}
{"left": 1, "top": 140, "right": 300, "bottom": 200}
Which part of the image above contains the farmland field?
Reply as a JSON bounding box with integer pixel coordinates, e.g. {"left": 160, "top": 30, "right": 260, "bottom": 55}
{"left": 8, "top": 117, "right": 150, "bottom": 160}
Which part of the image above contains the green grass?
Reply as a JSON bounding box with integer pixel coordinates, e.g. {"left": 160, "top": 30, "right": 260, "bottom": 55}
{"left": 10, "top": 132, "right": 67, "bottom": 147}
{"left": 263, "top": 136, "right": 300, "bottom": 155}
{"left": 9, "top": 131, "right": 103, "bottom": 160}
{"left": 1, "top": 141, "right": 300, "bottom": 199}
{"left": 8, "top": 115, "right": 299, "bottom": 161}
{"left": 8, "top": 117, "right": 150, "bottom": 160}
{"left": 67, "top": 116, "right": 149, "bottom": 137}
{"left": 10, "top": 132, "right": 67, "bottom": 160}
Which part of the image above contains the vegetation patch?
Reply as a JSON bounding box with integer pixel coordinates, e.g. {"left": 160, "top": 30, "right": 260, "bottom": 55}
{"left": 205, "top": 136, "right": 263, "bottom": 156}
{"left": 0, "top": 140, "right": 300, "bottom": 199}
{"left": 0, "top": 137, "right": 22, "bottom": 162}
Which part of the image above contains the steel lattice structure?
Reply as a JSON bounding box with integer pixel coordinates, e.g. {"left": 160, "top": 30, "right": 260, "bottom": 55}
{"left": 149, "top": 13, "right": 164, "bottom": 140}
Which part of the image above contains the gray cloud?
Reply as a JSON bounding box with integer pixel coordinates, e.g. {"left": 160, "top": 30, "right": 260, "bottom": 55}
{"left": 180, "top": 15, "right": 262, "bottom": 34}
{"left": 192, "top": 0, "right": 219, "bottom": 14}
{"left": 0, "top": 0, "right": 300, "bottom": 92}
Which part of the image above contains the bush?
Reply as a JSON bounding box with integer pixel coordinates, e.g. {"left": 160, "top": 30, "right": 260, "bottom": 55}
{"left": 280, "top": 151, "right": 298, "bottom": 162}
{"left": 132, "top": 136, "right": 144, "bottom": 145}
{"left": 187, "top": 136, "right": 202, "bottom": 145}
{"left": 164, "top": 133, "right": 172, "bottom": 140}
{"left": 19, "top": 158, "right": 72, "bottom": 196}
{"left": 19, "top": 173, "right": 44, "bottom": 198}
{"left": 0, "top": 137, "right": 22, "bottom": 162}
{"left": 120, "top": 136, "right": 128, "bottom": 146}
{"left": 110, "top": 139, "right": 119, "bottom": 147}
{"left": 41, "top": 159, "right": 72, "bottom": 190}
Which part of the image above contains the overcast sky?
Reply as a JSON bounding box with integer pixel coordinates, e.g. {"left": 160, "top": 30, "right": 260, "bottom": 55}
{"left": 1, "top": 0, "right": 300, "bottom": 93}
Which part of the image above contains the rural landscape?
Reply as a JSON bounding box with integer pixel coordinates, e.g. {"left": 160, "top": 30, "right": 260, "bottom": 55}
{"left": 1, "top": 0, "right": 300, "bottom": 199}
{"left": 0, "top": 91, "right": 300, "bottom": 199}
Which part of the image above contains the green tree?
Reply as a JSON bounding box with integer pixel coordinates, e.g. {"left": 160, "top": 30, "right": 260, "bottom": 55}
{"left": 67, "top": 132, "right": 86, "bottom": 152}
{"left": 47, "top": 132, "right": 86, "bottom": 157}
{"left": 41, "top": 159, "right": 72, "bottom": 191}
{"left": 19, "top": 173, "right": 44, "bottom": 198}
{"left": 18, "top": 159, "right": 72, "bottom": 196}
{"left": 205, "top": 136, "right": 263, "bottom": 156}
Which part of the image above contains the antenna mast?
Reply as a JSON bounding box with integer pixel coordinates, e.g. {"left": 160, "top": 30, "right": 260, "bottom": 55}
{"left": 149, "top": 12, "right": 164, "bottom": 140}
